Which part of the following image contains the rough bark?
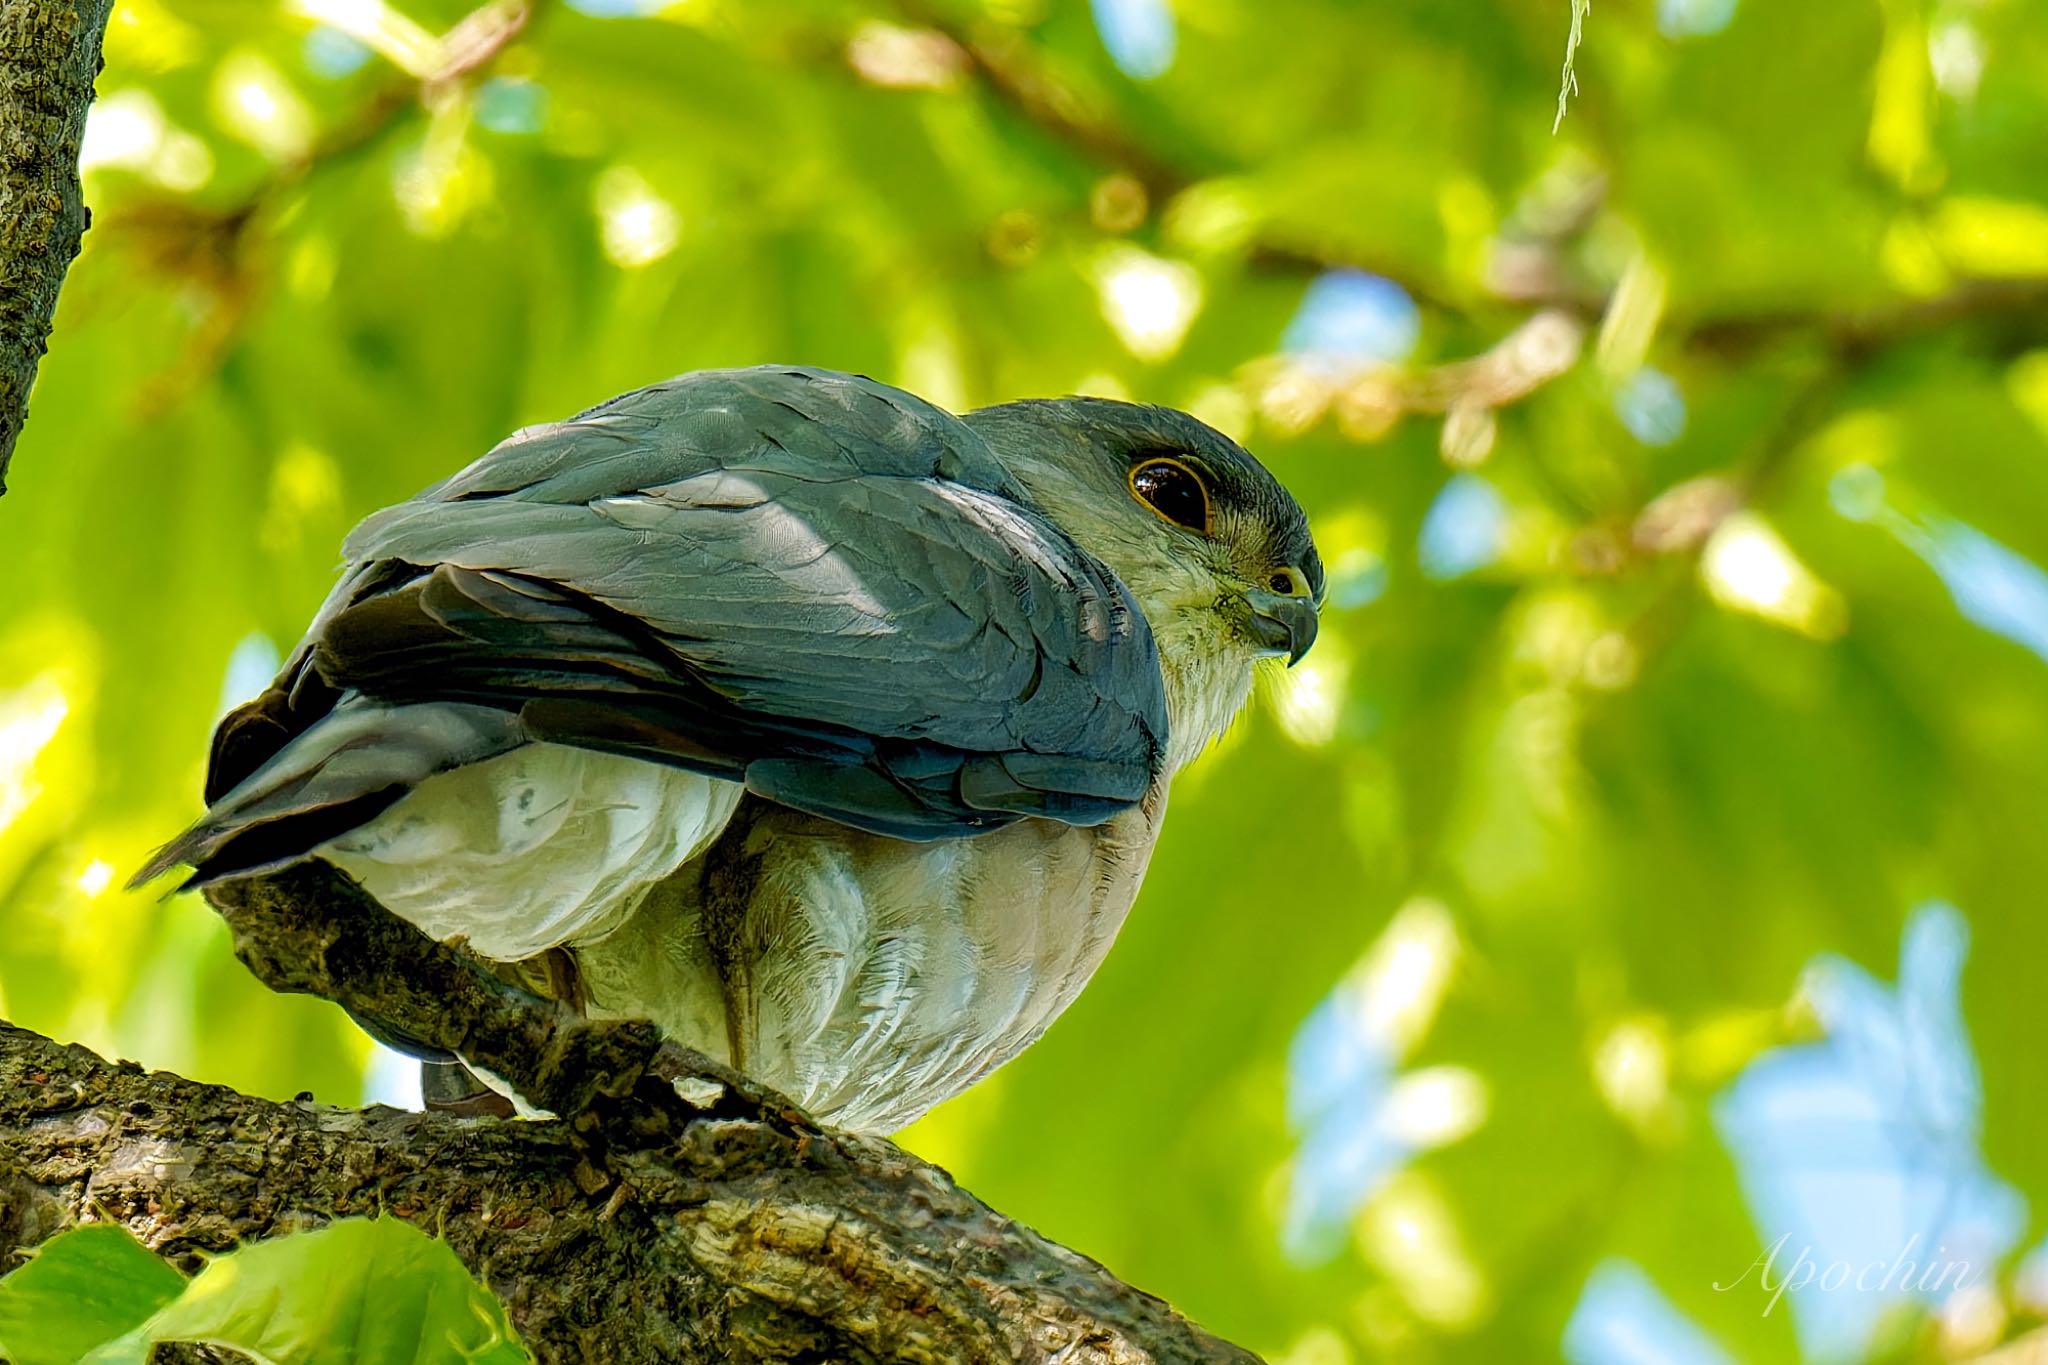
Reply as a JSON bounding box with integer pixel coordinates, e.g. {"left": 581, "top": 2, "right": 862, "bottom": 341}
{"left": 0, "top": 862, "right": 1258, "bottom": 1364}
{"left": 0, "top": 0, "right": 111, "bottom": 492}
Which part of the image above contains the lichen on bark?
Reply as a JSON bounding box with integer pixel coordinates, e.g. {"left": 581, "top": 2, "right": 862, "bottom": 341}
{"left": 0, "top": 0, "right": 113, "bottom": 492}
{"left": 0, "top": 1005, "right": 1256, "bottom": 1362}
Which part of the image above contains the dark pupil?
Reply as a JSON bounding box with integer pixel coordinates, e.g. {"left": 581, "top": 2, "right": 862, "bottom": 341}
{"left": 1134, "top": 462, "right": 1206, "bottom": 530}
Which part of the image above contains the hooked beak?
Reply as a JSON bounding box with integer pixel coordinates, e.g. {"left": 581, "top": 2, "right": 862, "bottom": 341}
{"left": 1245, "top": 588, "right": 1319, "bottom": 666}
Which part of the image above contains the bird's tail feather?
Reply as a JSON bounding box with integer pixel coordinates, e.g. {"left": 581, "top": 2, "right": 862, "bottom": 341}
{"left": 129, "top": 698, "right": 526, "bottom": 890}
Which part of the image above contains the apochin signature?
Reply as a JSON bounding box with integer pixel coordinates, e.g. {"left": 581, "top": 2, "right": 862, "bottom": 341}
{"left": 1714, "top": 1234, "right": 1977, "bottom": 1315}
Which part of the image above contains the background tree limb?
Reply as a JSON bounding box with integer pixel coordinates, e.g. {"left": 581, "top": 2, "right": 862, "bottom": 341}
{"left": 0, "top": 0, "right": 111, "bottom": 493}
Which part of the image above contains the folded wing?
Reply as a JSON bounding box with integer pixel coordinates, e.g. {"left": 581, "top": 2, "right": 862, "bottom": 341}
{"left": 139, "top": 366, "right": 1168, "bottom": 886}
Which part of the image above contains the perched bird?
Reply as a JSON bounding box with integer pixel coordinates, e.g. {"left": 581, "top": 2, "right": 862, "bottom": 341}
{"left": 136, "top": 366, "right": 1321, "bottom": 1132}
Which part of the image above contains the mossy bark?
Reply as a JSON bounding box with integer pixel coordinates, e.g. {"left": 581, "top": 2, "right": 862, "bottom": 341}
{"left": 0, "top": 1022, "right": 1253, "bottom": 1363}
{"left": 0, "top": 862, "right": 1258, "bottom": 1363}
{"left": 0, "top": 0, "right": 111, "bottom": 491}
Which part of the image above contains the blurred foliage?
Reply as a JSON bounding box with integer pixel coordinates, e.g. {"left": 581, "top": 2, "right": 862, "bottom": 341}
{"left": 4, "top": 0, "right": 2048, "bottom": 1360}
{"left": 0, "top": 1226, "right": 185, "bottom": 1365}
{"left": 0, "top": 1219, "right": 526, "bottom": 1363}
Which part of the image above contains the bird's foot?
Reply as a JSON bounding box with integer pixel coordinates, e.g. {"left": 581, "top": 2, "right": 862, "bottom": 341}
{"left": 420, "top": 1058, "right": 516, "bottom": 1118}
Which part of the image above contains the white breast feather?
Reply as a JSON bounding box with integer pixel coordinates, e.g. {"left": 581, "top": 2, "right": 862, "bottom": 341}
{"left": 319, "top": 743, "right": 743, "bottom": 961}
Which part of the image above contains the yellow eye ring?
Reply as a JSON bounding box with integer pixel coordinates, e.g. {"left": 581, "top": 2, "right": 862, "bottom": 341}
{"left": 1128, "top": 457, "right": 1213, "bottom": 535}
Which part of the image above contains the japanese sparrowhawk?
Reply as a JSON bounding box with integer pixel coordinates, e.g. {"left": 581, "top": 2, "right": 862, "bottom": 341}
{"left": 136, "top": 366, "right": 1323, "bottom": 1132}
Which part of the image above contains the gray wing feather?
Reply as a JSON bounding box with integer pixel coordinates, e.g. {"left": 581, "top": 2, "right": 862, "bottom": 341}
{"left": 320, "top": 367, "right": 1165, "bottom": 838}
{"left": 130, "top": 698, "right": 524, "bottom": 886}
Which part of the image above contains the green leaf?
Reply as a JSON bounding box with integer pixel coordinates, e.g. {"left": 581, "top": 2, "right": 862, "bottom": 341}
{"left": 86, "top": 1218, "right": 528, "bottom": 1365}
{"left": 0, "top": 1224, "right": 186, "bottom": 1365}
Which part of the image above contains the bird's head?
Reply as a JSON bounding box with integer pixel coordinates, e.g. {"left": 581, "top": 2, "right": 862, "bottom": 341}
{"left": 964, "top": 397, "right": 1323, "bottom": 772}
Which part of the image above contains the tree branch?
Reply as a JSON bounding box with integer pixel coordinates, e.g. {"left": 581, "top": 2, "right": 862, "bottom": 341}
{"left": 887, "top": 0, "right": 1472, "bottom": 316}
{"left": 0, "top": 1019, "right": 1253, "bottom": 1362}
{"left": 99, "top": 0, "right": 538, "bottom": 415}
{"left": 0, "top": 862, "right": 1257, "bottom": 1363}
{"left": 204, "top": 863, "right": 683, "bottom": 1122}
{"left": 0, "top": 0, "right": 113, "bottom": 493}
{"left": 886, "top": 4, "right": 2048, "bottom": 372}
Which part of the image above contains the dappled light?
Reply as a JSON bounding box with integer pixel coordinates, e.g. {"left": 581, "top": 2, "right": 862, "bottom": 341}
{"left": 1700, "top": 513, "right": 1847, "bottom": 640}
{"left": 7, "top": 0, "right": 2048, "bottom": 1357}
{"left": 1094, "top": 244, "right": 1202, "bottom": 361}
{"left": 0, "top": 677, "right": 69, "bottom": 838}
{"left": 1715, "top": 905, "right": 2023, "bottom": 1360}
{"left": 1568, "top": 1259, "right": 1736, "bottom": 1365}
{"left": 593, "top": 164, "right": 681, "bottom": 267}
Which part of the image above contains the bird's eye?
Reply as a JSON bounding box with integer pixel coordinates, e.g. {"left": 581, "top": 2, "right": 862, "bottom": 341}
{"left": 1129, "top": 458, "right": 1212, "bottom": 534}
